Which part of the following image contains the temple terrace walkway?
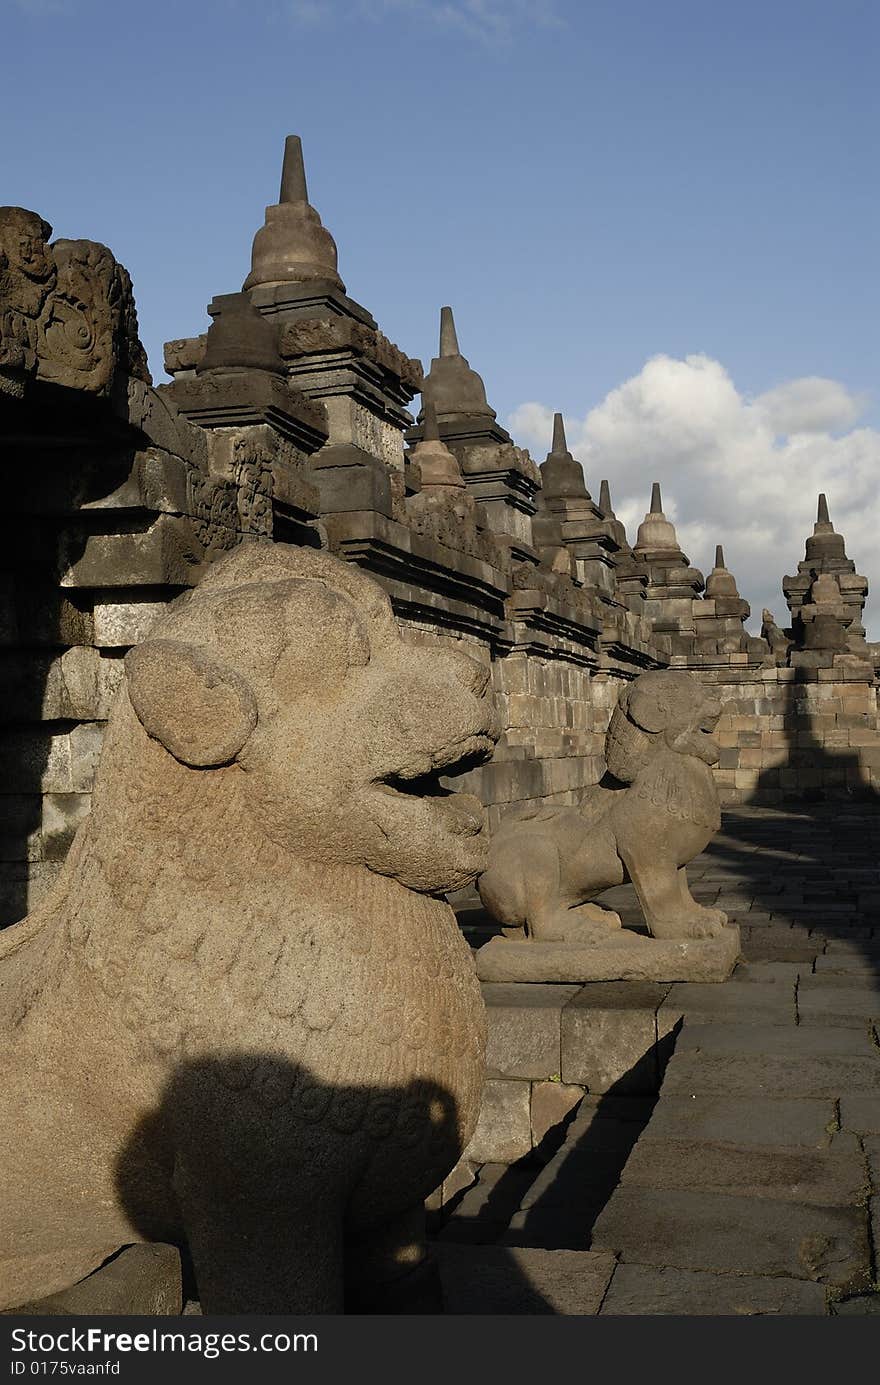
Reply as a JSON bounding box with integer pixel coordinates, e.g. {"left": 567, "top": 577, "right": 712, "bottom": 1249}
{"left": 434, "top": 805, "right": 880, "bottom": 1315}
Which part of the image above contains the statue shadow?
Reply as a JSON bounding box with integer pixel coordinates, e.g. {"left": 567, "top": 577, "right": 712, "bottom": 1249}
{"left": 113, "top": 1053, "right": 553, "bottom": 1315}
{"left": 432, "top": 1047, "right": 669, "bottom": 1268}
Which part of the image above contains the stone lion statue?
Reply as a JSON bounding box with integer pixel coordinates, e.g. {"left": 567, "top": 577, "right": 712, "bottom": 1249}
{"left": 478, "top": 669, "right": 727, "bottom": 943}
{"left": 0, "top": 543, "right": 497, "bottom": 1314}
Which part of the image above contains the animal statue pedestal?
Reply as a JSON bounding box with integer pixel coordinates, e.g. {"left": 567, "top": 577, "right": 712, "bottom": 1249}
{"left": 475, "top": 923, "right": 741, "bottom": 984}
{"left": 477, "top": 669, "right": 741, "bottom": 984}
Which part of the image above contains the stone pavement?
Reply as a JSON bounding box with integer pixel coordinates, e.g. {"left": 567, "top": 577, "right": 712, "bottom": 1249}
{"left": 433, "top": 805, "right": 880, "bottom": 1315}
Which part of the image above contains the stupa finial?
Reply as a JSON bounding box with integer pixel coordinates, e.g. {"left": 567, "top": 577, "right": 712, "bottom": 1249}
{"left": 279, "top": 135, "right": 308, "bottom": 204}
{"left": 243, "top": 133, "right": 343, "bottom": 293}
{"left": 551, "top": 412, "right": 567, "bottom": 455}
{"left": 439, "top": 306, "right": 460, "bottom": 357}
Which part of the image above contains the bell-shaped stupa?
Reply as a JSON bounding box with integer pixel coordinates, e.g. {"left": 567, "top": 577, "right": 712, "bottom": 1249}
{"left": 243, "top": 135, "right": 345, "bottom": 293}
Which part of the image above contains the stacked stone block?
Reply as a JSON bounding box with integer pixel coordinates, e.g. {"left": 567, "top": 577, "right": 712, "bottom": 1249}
{"left": 700, "top": 666, "right": 880, "bottom": 804}
{"left": 462, "top": 981, "right": 675, "bottom": 1164}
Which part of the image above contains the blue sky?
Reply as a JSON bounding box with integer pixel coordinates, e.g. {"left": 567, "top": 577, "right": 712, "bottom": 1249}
{"left": 4, "top": 0, "right": 879, "bottom": 630}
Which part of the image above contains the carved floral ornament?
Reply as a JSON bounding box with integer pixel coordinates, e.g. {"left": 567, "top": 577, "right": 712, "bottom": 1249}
{"left": 0, "top": 206, "right": 150, "bottom": 399}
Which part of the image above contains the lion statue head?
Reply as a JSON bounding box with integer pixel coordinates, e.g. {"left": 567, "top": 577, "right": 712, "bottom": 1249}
{"left": 116, "top": 542, "right": 497, "bottom": 896}
{"left": 604, "top": 669, "right": 722, "bottom": 787}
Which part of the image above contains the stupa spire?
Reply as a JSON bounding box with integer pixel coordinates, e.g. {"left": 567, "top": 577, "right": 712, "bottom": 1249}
{"left": 805, "top": 490, "right": 846, "bottom": 562}
{"left": 439, "top": 306, "right": 461, "bottom": 357}
{"left": 279, "top": 135, "right": 308, "bottom": 204}
{"left": 409, "top": 398, "right": 465, "bottom": 489}
{"left": 634, "top": 482, "right": 681, "bottom": 555}
{"left": 539, "top": 410, "right": 588, "bottom": 503}
{"left": 244, "top": 134, "right": 343, "bottom": 293}
{"left": 551, "top": 412, "right": 567, "bottom": 455}
{"left": 419, "top": 305, "right": 496, "bottom": 425}
{"left": 706, "top": 542, "right": 740, "bottom": 598}
{"left": 598, "top": 479, "right": 613, "bottom": 516}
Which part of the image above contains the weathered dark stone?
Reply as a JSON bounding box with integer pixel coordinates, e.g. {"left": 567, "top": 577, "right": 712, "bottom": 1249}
{"left": 560, "top": 982, "right": 668, "bottom": 1092}
{"left": 436, "top": 1244, "right": 615, "bottom": 1314}
{"left": 482, "top": 982, "right": 580, "bottom": 1079}
{"left": 600, "top": 1263, "right": 827, "bottom": 1316}
{"left": 591, "top": 1187, "right": 871, "bottom": 1292}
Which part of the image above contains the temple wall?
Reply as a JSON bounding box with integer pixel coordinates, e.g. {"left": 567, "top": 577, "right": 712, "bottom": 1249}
{"left": 460, "top": 657, "right": 619, "bottom": 833}
{"left": 688, "top": 661, "right": 880, "bottom": 804}
{"left": 398, "top": 619, "right": 624, "bottom": 832}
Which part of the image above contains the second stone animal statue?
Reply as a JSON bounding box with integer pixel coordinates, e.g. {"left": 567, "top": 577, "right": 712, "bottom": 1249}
{"left": 477, "top": 670, "right": 740, "bottom": 983}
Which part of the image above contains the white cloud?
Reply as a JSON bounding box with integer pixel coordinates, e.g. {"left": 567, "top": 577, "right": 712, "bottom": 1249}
{"left": 508, "top": 355, "right": 880, "bottom": 638}
{"left": 753, "top": 376, "right": 867, "bottom": 436}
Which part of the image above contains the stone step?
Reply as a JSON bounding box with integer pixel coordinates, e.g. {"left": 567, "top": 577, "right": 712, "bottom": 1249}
{"left": 590, "top": 1187, "right": 871, "bottom": 1292}
{"left": 436, "top": 1244, "right": 615, "bottom": 1315}
{"left": 599, "top": 1263, "right": 828, "bottom": 1316}
{"left": 661, "top": 1050, "right": 880, "bottom": 1099}
{"left": 659, "top": 980, "right": 797, "bottom": 1027}
{"left": 673, "top": 1022, "right": 878, "bottom": 1057}
{"left": 619, "top": 1134, "right": 866, "bottom": 1206}
{"left": 639, "top": 1094, "right": 837, "bottom": 1148}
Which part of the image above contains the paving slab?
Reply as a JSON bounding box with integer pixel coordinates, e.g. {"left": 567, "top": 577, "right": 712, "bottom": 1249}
{"left": 733, "top": 961, "right": 805, "bottom": 983}
{"left": 439, "top": 1161, "right": 539, "bottom": 1237}
{"left": 530, "top": 1081, "right": 583, "bottom": 1152}
{"left": 672, "top": 1022, "right": 878, "bottom": 1057}
{"left": 812, "top": 956, "right": 880, "bottom": 976}
{"left": 740, "top": 939, "right": 821, "bottom": 964}
{"left": 590, "top": 1187, "right": 871, "bottom": 1292}
{"left": 796, "top": 979, "right": 880, "bottom": 1028}
{"left": 839, "top": 1096, "right": 880, "bottom": 1133}
{"left": 599, "top": 1263, "right": 828, "bottom": 1316}
{"left": 437, "top": 1244, "right": 615, "bottom": 1314}
{"left": 619, "top": 1135, "right": 866, "bottom": 1206}
{"left": 639, "top": 1094, "right": 837, "bottom": 1149}
{"left": 832, "top": 1291, "right": 880, "bottom": 1315}
{"left": 660, "top": 980, "right": 796, "bottom": 1027}
{"left": 662, "top": 1051, "right": 880, "bottom": 1099}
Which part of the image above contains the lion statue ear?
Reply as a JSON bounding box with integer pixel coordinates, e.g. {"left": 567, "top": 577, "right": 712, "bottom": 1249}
{"left": 125, "top": 639, "right": 258, "bottom": 768}
{"left": 625, "top": 681, "right": 674, "bottom": 734}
